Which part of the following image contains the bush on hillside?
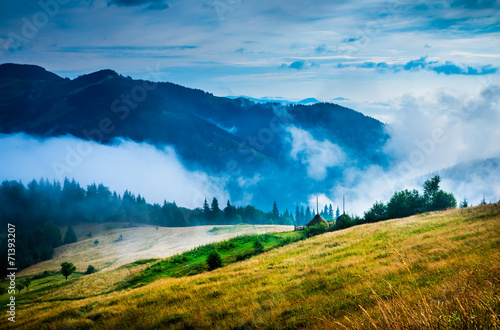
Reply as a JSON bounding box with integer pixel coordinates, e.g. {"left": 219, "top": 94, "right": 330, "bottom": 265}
{"left": 303, "top": 223, "right": 328, "bottom": 238}
{"left": 206, "top": 250, "right": 223, "bottom": 271}
{"left": 85, "top": 265, "right": 96, "bottom": 274}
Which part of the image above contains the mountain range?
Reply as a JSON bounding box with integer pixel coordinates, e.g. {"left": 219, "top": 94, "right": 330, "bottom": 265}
{"left": 0, "top": 63, "right": 389, "bottom": 210}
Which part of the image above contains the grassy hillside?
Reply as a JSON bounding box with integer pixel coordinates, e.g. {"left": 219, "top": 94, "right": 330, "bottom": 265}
{"left": 5, "top": 204, "right": 500, "bottom": 329}
{"left": 19, "top": 223, "right": 293, "bottom": 276}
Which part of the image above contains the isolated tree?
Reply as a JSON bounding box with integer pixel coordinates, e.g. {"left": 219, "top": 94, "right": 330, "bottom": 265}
{"left": 479, "top": 197, "right": 487, "bottom": 205}
{"left": 85, "top": 265, "right": 96, "bottom": 274}
{"left": 207, "top": 250, "right": 223, "bottom": 270}
{"left": 460, "top": 197, "right": 468, "bottom": 208}
{"left": 15, "top": 282, "right": 25, "bottom": 293}
{"left": 93, "top": 239, "right": 99, "bottom": 245}
{"left": 64, "top": 225, "right": 77, "bottom": 244}
{"left": 328, "top": 204, "right": 334, "bottom": 220}
{"left": 61, "top": 262, "right": 76, "bottom": 280}
{"left": 20, "top": 277, "right": 32, "bottom": 291}
{"left": 335, "top": 206, "right": 340, "bottom": 219}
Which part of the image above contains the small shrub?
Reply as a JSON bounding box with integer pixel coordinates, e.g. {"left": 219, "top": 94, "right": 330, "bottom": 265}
{"left": 303, "top": 223, "right": 328, "bottom": 238}
{"left": 278, "top": 236, "right": 294, "bottom": 247}
{"left": 20, "top": 277, "right": 32, "bottom": 290}
{"left": 334, "top": 214, "right": 352, "bottom": 230}
{"left": 85, "top": 265, "right": 96, "bottom": 274}
{"left": 86, "top": 232, "right": 92, "bottom": 238}
{"left": 218, "top": 241, "right": 236, "bottom": 250}
{"left": 15, "top": 283, "right": 25, "bottom": 293}
{"left": 253, "top": 241, "right": 264, "bottom": 254}
{"left": 235, "top": 253, "right": 253, "bottom": 262}
{"left": 206, "top": 250, "right": 223, "bottom": 271}
{"left": 93, "top": 239, "right": 99, "bottom": 245}
{"left": 170, "top": 255, "right": 189, "bottom": 264}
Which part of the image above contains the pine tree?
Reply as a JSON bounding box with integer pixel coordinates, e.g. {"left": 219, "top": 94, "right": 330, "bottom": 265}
{"left": 224, "top": 200, "right": 236, "bottom": 222}
{"left": 203, "top": 198, "right": 210, "bottom": 220}
{"left": 211, "top": 197, "right": 221, "bottom": 222}
{"left": 63, "top": 225, "right": 77, "bottom": 244}
{"left": 282, "top": 209, "right": 293, "bottom": 225}
{"left": 272, "top": 201, "right": 280, "bottom": 223}
{"left": 305, "top": 206, "right": 312, "bottom": 221}
{"left": 328, "top": 204, "right": 333, "bottom": 219}
{"left": 322, "top": 205, "right": 328, "bottom": 219}
{"left": 43, "top": 220, "right": 62, "bottom": 248}
{"left": 459, "top": 197, "right": 468, "bottom": 208}
{"left": 336, "top": 206, "right": 340, "bottom": 219}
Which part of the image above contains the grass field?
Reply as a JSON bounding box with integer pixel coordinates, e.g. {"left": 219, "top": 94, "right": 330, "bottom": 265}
{"left": 2, "top": 204, "right": 500, "bottom": 329}
{"left": 18, "top": 223, "right": 293, "bottom": 276}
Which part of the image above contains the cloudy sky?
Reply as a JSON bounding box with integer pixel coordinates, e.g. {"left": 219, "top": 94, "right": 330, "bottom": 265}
{"left": 1, "top": 0, "right": 499, "bottom": 211}
{"left": 1, "top": 0, "right": 499, "bottom": 119}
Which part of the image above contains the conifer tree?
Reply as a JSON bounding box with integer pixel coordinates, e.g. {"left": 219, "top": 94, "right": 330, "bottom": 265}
{"left": 64, "top": 224, "right": 77, "bottom": 244}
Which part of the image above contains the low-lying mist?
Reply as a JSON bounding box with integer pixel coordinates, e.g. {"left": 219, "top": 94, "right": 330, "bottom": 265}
{"left": 0, "top": 133, "right": 229, "bottom": 208}
{"left": 1, "top": 83, "right": 499, "bottom": 216}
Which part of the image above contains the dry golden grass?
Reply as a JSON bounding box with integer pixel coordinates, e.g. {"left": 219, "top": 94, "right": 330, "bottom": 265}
{"left": 19, "top": 223, "right": 292, "bottom": 277}
{"left": 8, "top": 204, "right": 500, "bottom": 329}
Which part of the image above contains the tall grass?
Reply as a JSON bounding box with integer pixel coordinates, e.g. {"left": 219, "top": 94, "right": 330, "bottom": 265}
{"left": 329, "top": 244, "right": 500, "bottom": 329}
{"left": 8, "top": 204, "right": 500, "bottom": 329}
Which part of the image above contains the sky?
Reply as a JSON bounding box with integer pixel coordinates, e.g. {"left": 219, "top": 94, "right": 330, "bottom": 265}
{"left": 1, "top": 0, "right": 499, "bottom": 119}
{"left": 1, "top": 0, "right": 499, "bottom": 213}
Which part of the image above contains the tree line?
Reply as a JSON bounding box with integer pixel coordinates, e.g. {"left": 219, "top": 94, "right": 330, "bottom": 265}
{"left": 363, "top": 175, "right": 456, "bottom": 223}
{"left": 0, "top": 178, "right": 300, "bottom": 274}
{"left": 0, "top": 175, "right": 458, "bottom": 275}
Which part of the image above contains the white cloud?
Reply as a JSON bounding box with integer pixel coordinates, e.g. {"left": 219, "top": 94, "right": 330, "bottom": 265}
{"left": 286, "top": 126, "right": 346, "bottom": 180}
{"left": 320, "top": 83, "right": 500, "bottom": 215}
{"left": 0, "top": 133, "right": 229, "bottom": 208}
{"left": 307, "top": 193, "right": 334, "bottom": 214}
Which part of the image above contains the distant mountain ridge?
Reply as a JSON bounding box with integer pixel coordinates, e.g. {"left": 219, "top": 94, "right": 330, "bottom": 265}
{"left": 0, "top": 63, "right": 389, "bottom": 209}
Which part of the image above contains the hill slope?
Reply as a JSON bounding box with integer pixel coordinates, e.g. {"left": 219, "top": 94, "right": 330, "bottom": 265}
{"left": 9, "top": 204, "right": 500, "bottom": 329}
{"left": 18, "top": 223, "right": 293, "bottom": 276}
